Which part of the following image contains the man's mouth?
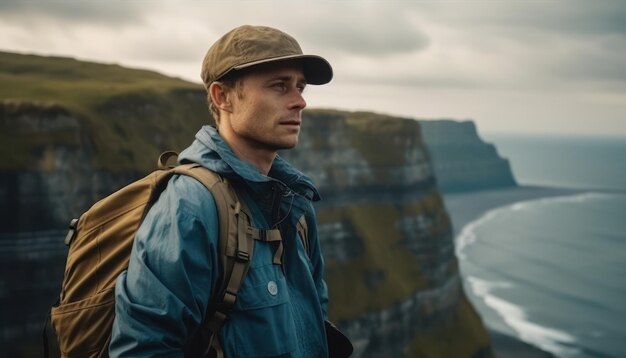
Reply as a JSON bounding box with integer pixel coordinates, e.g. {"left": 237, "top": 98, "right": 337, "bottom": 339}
{"left": 280, "top": 119, "right": 301, "bottom": 126}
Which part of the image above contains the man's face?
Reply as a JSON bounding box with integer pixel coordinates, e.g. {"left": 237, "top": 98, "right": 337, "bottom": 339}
{"left": 224, "top": 62, "right": 307, "bottom": 153}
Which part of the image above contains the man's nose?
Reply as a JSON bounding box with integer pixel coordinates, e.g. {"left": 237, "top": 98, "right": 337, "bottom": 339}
{"left": 289, "top": 89, "right": 306, "bottom": 110}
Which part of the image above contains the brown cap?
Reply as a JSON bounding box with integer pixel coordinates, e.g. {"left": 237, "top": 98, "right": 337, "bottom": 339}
{"left": 201, "top": 25, "right": 333, "bottom": 87}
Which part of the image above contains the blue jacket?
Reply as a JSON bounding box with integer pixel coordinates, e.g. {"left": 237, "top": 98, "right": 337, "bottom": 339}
{"left": 110, "top": 126, "right": 329, "bottom": 357}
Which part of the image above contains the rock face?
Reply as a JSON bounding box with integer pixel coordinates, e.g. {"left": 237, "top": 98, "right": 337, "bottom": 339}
{"left": 419, "top": 120, "right": 517, "bottom": 192}
{"left": 282, "top": 111, "right": 492, "bottom": 357}
{"left": 0, "top": 101, "right": 141, "bottom": 233}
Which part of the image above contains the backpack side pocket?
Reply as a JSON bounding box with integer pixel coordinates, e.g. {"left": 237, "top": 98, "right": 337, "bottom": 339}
{"left": 51, "top": 288, "right": 115, "bottom": 357}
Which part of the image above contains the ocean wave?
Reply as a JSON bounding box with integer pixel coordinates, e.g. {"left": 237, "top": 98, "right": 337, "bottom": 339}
{"left": 467, "top": 276, "right": 581, "bottom": 357}
{"left": 510, "top": 192, "right": 618, "bottom": 211}
{"left": 457, "top": 191, "right": 626, "bottom": 357}
{"left": 455, "top": 208, "right": 505, "bottom": 260}
{"left": 455, "top": 191, "right": 617, "bottom": 260}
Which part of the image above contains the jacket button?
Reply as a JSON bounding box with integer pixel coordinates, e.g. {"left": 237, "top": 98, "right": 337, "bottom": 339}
{"left": 267, "top": 281, "right": 278, "bottom": 296}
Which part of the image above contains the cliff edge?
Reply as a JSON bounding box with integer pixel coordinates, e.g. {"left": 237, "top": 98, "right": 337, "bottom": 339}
{"left": 420, "top": 119, "right": 517, "bottom": 192}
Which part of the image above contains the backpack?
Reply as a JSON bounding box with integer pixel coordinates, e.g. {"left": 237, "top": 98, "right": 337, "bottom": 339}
{"left": 47, "top": 151, "right": 311, "bottom": 358}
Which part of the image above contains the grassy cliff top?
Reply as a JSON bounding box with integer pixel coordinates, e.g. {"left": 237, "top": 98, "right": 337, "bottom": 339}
{"left": 0, "top": 51, "right": 209, "bottom": 171}
{"left": 0, "top": 51, "right": 421, "bottom": 172}
{"left": 0, "top": 51, "right": 199, "bottom": 108}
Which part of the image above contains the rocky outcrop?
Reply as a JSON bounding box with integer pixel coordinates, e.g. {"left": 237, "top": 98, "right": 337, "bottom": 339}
{"left": 419, "top": 120, "right": 517, "bottom": 192}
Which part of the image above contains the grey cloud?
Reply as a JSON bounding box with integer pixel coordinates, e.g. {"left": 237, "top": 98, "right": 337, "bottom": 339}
{"left": 305, "top": 23, "right": 429, "bottom": 57}
{"left": 124, "top": 37, "right": 205, "bottom": 63}
{"left": 550, "top": 41, "right": 626, "bottom": 85}
{"left": 514, "top": 0, "right": 626, "bottom": 36}
{"left": 292, "top": 5, "right": 429, "bottom": 57}
{"left": 0, "top": 0, "right": 145, "bottom": 25}
{"left": 408, "top": 1, "right": 626, "bottom": 90}
{"left": 368, "top": 76, "right": 480, "bottom": 89}
{"left": 422, "top": 0, "right": 626, "bottom": 37}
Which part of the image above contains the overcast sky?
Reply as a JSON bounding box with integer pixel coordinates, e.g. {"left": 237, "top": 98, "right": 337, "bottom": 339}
{"left": 1, "top": 0, "right": 625, "bottom": 137}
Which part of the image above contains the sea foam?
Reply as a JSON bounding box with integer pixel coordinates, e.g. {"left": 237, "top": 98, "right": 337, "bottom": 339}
{"left": 455, "top": 193, "right": 613, "bottom": 357}
{"left": 467, "top": 276, "right": 581, "bottom": 357}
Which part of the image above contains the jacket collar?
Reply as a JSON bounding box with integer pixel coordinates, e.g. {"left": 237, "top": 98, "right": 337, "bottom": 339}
{"left": 178, "top": 125, "right": 320, "bottom": 201}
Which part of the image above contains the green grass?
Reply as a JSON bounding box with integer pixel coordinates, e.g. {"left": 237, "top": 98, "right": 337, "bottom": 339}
{"left": 345, "top": 112, "right": 418, "bottom": 168}
{"left": 0, "top": 51, "right": 209, "bottom": 172}
{"left": 0, "top": 51, "right": 195, "bottom": 106}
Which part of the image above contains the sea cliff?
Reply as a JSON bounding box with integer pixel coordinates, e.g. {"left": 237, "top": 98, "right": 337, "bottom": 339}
{"left": 0, "top": 52, "right": 496, "bottom": 357}
{"left": 283, "top": 111, "right": 492, "bottom": 356}
{"left": 419, "top": 120, "right": 517, "bottom": 192}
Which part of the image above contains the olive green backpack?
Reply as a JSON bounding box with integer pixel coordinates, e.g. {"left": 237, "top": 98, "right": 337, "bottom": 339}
{"left": 47, "top": 152, "right": 311, "bottom": 357}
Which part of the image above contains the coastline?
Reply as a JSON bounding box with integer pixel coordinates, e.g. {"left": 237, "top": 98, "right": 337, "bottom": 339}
{"left": 443, "top": 185, "right": 585, "bottom": 358}
{"left": 443, "top": 185, "right": 584, "bottom": 237}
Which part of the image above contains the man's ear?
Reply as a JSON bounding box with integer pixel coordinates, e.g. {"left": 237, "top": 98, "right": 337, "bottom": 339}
{"left": 209, "top": 82, "right": 232, "bottom": 113}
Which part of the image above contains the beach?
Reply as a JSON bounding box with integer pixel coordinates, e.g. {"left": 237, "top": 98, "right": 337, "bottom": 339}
{"left": 443, "top": 185, "right": 583, "bottom": 358}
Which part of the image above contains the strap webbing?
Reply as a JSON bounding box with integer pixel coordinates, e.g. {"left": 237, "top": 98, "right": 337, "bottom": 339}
{"left": 247, "top": 227, "right": 283, "bottom": 264}
{"left": 173, "top": 164, "right": 237, "bottom": 358}
{"left": 296, "top": 215, "right": 310, "bottom": 256}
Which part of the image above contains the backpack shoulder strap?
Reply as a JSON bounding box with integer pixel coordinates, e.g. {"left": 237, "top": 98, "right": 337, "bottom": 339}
{"left": 172, "top": 163, "right": 259, "bottom": 358}
{"left": 170, "top": 159, "right": 302, "bottom": 357}
{"left": 296, "top": 214, "right": 310, "bottom": 257}
{"left": 172, "top": 164, "right": 253, "bottom": 314}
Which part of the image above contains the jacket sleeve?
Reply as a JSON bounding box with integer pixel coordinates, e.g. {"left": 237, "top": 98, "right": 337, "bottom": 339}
{"left": 109, "top": 175, "right": 220, "bottom": 357}
{"left": 306, "top": 205, "right": 329, "bottom": 319}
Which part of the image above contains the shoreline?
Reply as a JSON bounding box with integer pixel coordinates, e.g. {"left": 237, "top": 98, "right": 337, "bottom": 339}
{"left": 443, "top": 185, "right": 587, "bottom": 358}
{"left": 443, "top": 185, "right": 585, "bottom": 237}
{"left": 488, "top": 329, "right": 556, "bottom": 358}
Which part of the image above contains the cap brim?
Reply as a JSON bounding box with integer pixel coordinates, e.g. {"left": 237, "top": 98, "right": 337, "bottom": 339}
{"left": 232, "top": 54, "right": 333, "bottom": 85}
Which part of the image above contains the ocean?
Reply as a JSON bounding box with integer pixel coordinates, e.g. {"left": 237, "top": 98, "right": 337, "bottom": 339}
{"left": 456, "top": 133, "right": 626, "bottom": 358}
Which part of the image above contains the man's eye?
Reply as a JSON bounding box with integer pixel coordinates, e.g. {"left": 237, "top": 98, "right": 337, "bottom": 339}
{"left": 272, "top": 82, "right": 287, "bottom": 91}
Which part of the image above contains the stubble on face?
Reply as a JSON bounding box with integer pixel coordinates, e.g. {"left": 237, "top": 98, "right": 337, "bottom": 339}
{"left": 227, "top": 64, "right": 307, "bottom": 153}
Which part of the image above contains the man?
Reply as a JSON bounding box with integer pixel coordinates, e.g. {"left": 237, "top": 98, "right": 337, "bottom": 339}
{"left": 109, "top": 25, "right": 334, "bottom": 357}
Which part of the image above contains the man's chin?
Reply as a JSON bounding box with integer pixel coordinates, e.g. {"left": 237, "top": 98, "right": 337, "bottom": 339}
{"left": 273, "top": 139, "right": 298, "bottom": 151}
{"left": 276, "top": 143, "right": 297, "bottom": 151}
{"left": 277, "top": 132, "right": 300, "bottom": 148}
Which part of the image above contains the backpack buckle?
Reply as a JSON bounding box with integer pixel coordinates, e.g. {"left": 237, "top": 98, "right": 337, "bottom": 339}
{"left": 64, "top": 218, "right": 79, "bottom": 246}
{"left": 235, "top": 250, "right": 250, "bottom": 262}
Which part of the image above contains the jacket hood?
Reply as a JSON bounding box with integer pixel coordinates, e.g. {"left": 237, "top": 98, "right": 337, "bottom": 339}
{"left": 178, "top": 125, "right": 320, "bottom": 201}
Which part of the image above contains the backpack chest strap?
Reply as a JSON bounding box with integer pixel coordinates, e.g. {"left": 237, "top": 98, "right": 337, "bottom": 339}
{"left": 247, "top": 227, "right": 283, "bottom": 265}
